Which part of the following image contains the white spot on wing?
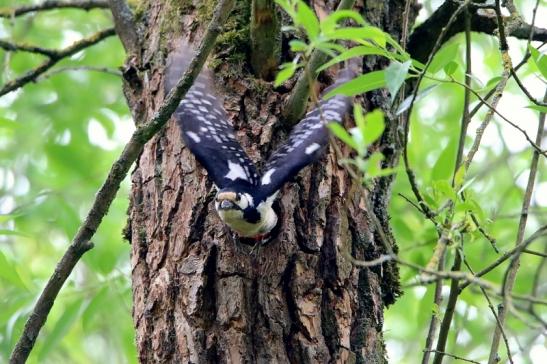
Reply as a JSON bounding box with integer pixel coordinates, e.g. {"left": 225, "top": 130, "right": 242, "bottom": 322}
{"left": 225, "top": 160, "right": 248, "bottom": 181}
{"left": 186, "top": 131, "right": 201, "bottom": 143}
{"left": 261, "top": 169, "right": 276, "bottom": 185}
{"left": 305, "top": 143, "right": 321, "bottom": 155}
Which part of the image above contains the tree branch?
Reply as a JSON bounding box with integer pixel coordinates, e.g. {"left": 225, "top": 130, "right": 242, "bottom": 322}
{"left": 8, "top": 0, "right": 236, "bottom": 362}
{"left": 0, "top": 27, "right": 115, "bottom": 97}
{"left": 108, "top": 0, "right": 140, "bottom": 58}
{"left": 0, "top": 40, "right": 58, "bottom": 57}
{"left": 488, "top": 86, "right": 547, "bottom": 363}
{"left": 407, "top": 0, "right": 547, "bottom": 63}
{"left": 0, "top": 0, "right": 109, "bottom": 18}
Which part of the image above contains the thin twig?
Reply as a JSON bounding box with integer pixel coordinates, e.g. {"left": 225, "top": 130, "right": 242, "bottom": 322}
{"left": 463, "top": 257, "right": 514, "bottom": 364}
{"left": 403, "top": 1, "right": 470, "bottom": 221}
{"left": 0, "top": 28, "right": 116, "bottom": 97}
{"left": 459, "top": 225, "right": 547, "bottom": 291}
{"left": 0, "top": 0, "right": 109, "bottom": 18}
{"left": 38, "top": 66, "right": 122, "bottom": 80}
{"left": 423, "top": 349, "right": 480, "bottom": 364}
{"left": 432, "top": 12, "right": 472, "bottom": 363}
{"left": 0, "top": 40, "right": 58, "bottom": 57}
{"left": 8, "top": 1, "right": 235, "bottom": 362}
{"left": 488, "top": 39, "right": 547, "bottom": 361}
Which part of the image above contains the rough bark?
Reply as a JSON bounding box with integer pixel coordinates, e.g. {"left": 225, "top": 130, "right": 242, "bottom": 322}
{"left": 126, "top": 0, "right": 414, "bottom": 362}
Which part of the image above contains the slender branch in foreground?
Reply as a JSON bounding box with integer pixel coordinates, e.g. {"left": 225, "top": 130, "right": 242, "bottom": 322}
{"left": 38, "top": 66, "right": 122, "bottom": 80}
{"left": 8, "top": 1, "right": 235, "bottom": 363}
{"left": 282, "top": 0, "right": 356, "bottom": 125}
{"left": 108, "top": 0, "right": 140, "bottom": 58}
{"left": 402, "top": 1, "right": 470, "bottom": 222}
{"left": 432, "top": 14, "right": 472, "bottom": 364}
{"left": 0, "top": 40, "right": 58, "bottom": 57}
{"left": 0, "top": 0, "right": 109, "bottom": 18}
{"left": 459, "top": 225, "right": 547, "bottom": 291}
{"left": 488, "top": 87, "right": 547, "bottom": 363}
{"left": 424, "top": 350, "right": 480, "bottom": 364}
{"left": 462, "top": 258, "right": 514, "bottom": 364}
{"left": 0, "top": 28, "right": 116, "bottom": 97}
{"left": 407, "top": 0, "right": 547, "bottom": 63}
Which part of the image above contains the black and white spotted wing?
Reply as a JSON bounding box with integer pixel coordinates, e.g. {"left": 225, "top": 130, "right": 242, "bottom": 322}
{"left": 166, "top": 46, "right": 259, "bottom": 189}
{"left": 258, "top": 69, "right": 355, "bottom": 198}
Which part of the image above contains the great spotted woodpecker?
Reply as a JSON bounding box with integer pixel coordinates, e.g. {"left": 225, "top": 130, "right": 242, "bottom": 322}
{"left": 165, "top": 45, "right": 354, "bottom": 241}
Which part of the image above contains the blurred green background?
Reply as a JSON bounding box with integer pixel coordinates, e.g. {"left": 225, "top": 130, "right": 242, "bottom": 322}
{"left": 0, "top": 0, "right": 545, "bottom": 363}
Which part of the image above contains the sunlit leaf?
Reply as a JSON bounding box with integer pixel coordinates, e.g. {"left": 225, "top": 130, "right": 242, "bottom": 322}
{"left": 325, "top": 70, "right": 386, "bottom": 98}
{"left": 428, "top": 41, "right": 459, "bottom": 74}
{"left": 528, "top": 45, "right": 547, "bottom": 79}
{"left": 385, "top": 60, "right": 411, "bottom": 102}
{"left": 328, "top": 122, "right": 358, "bottom": 150}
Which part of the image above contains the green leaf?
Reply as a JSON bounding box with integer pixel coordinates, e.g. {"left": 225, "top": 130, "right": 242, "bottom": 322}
{"left": 453, "top": 164, "right": 467, "bottom": 190}
{"left": 432, "top": 180, "right": 458, "bottom": 203}
{"left": 274, "top": 62, "right": 299, "bottom": 87}
{"left": 325, "top": 26, "right": 387, "bottom": 47}
{"left": 364, "top": 109, "right": 385, "bottom": 144}
{"left": 327, "top": 122, "right": 358, "bottom": 150}
{"left": 321, "top": 10, "right": 366, "bottom": 33}
{"left": 275, "top": 0, "right": 295, "bottom": 18}
{"left": 431, "top": 139, "right": 457, "bottom": 181}
{"left": 0, "top": 118, "right": 20, "bottom": 129}
{"left": 353, "top": 104, "right": 366, "bottom": 140}
{"left": 528, "top": 45, "right": 547, "bottom": 79}
{"left": 443, "top": 61, "right": 459, "bottom": 76}
{"left": 289, "top": 40, "right": 308, "bottom": 52}
{"left": 295, "top": 1, "right": 320, "bottom": 40}
{"left": 526, "top": 104, "right": 547, "bottom": 113}
{"left": 0, "top": 251, "right": 28, "bottom": 290}
{"left": 325, "top": 70, "right": 386, "bottom": 98}
{"left": 385, "top": 60, "right": 411, "bottom": 102}
{"left": 428, "top": 41, "right": 459, "bottom": 74}
{"left": 317, "top": 45, "right": 389, "bottom": 72}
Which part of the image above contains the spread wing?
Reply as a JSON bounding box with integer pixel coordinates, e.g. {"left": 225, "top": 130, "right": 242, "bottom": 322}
{"left": 166, "top": 45, "right": 259, "bottom": 188}
{"left": 258, "top": 69, "right": 355, "bottom": 198}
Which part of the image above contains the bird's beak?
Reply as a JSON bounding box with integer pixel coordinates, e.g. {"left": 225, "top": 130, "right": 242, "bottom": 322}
{"left": 219, "top": 200, "right": 236, "bottom": 210}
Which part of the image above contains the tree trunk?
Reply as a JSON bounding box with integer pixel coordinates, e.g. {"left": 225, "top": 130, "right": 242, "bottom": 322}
{"left": 126, "top": 1, "right": 413, "bottom": 362}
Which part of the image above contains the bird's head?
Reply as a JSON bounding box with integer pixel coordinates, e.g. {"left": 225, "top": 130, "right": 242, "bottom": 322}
{"left": 214, "top": 189, "right": 277, "bottom": 238}
{"left": 215, "top": 190, "right": 253, "bottom": 212}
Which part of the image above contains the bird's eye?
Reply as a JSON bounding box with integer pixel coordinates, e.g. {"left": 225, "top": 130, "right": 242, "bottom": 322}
{"left": 236, "top": 194, "right": 241, "bottom": 201}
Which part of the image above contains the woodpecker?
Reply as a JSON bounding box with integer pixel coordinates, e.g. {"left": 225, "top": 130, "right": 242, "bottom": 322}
{"left": 166, "top": 45, "right": 354, "bottom": 241}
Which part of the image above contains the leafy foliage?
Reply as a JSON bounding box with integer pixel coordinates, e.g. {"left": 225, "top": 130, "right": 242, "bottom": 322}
{"left": 0, "top": 1, "right": 135, "bottom": 362}
{"left": 0, "top": 0, "right": 546, "bottom": 363}
{"left": 277, "top": 1, "right": 547, "bottom": 363}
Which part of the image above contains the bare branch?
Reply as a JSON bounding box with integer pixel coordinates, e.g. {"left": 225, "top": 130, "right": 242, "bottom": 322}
{"left": 424, "top": 350, "right": 481, "bottom": 364}
{"left": 0, "top": 40, "right": 58, "bottom": 57}
{"left": 108, "top": 0, "right": 140, "bottom": 58}
{"left": 38, "top": 66, "right": 122, "bottom": 80}
{"left": 0, "top": 0, "right": 109, "bottom": 18}
{"left": 0, "top": 27, "right": 116, "bottom": 97}
{"left": 8, "top": 0, "right": 236, "bottom": 362}
{"left": 488, "top": 87, "right": 547, "bottom": 363}
{"left": 407, "top": 0, "right": 547, "bottom": 63}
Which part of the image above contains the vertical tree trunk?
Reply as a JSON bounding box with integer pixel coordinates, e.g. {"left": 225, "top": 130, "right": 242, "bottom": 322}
{"left": 126, "top": 1, "right": 412, "bottom": 362}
